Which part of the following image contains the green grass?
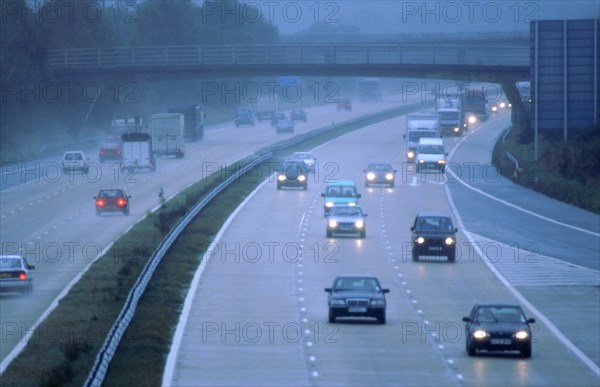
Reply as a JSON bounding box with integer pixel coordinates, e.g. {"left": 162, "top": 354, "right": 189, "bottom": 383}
{"left": 0, "top": 101, "right": 431, "bottom": 387}
{"left": 493, "top": 125, "right": 600, "bottom": 214}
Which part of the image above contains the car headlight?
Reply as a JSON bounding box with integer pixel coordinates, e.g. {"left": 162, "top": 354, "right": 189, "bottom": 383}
{"left": 298, "top": 175, "right": 306, "bottom": 182}
{"left": 445, "top": 237, "right": 455, "bottom": 245}
{"left": 325, "top": 201, "right": 334, "bottom": 208}
{"left": 407, "top": 151, "right": 415, "bottom": 158}
{"left": 453, "top": 127, "right": 459, "bottom": 132}
{"left": 330, "top": 299, "right": 345, "bottom": 306}
{"left": 515, "top": 330, "right": 529, "bottom": 340}
{"left": 355, "top": 220, "right": 364, "bottom": 228}
{"left": 366, "top": 172, "right": 375, "bottom": 180}
{"left": 492, "top": 106, "right": 498, "bottom": 112}
{"left": 328, "top": 220, "right": 338, "bottom": 228}
{"left": 416, "top": 237, "right": 425, "bottom": 244}
{"left": 473, "top": 329, "right": 489, "bottom": 339}
{"left": 418, "top": 159, "right": 425, "bottom": 164}
{"left": 370, "top": 299, "right": 385, "bottom": 306}
{"left": 385, "top": 173, "right": 394, "bottom": 180}
{"left": 348, "top": 202, "right": 356, "bottom": 206}
{"left": 500, "top": 102, "right": 506, "bottom": 109}
{"left": 278, "top": 174, "right": 286, "bottom": 181}
{"left": 438, "top": 160, "right": 445, "bottom": 164}
{"left": 468, "top": 115, "right": 477, "bottom": 124}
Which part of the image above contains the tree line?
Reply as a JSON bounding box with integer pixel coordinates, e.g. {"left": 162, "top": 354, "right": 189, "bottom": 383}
{"left": 0, "top": 0, "right": 280, "bottom": 162}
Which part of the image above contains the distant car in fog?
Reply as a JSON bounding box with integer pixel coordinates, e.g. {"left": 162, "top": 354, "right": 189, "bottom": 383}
{"left": 290, "top": 109, "right": 307, "bottom": 122}
{"left": 364, "top": 163, "right": 396, "bottom": 187}
{"left": 337, "top": 99, "right": 352, "bottom": 111}
{"left": 410, "top": 212, "right": 457, "bottom": 262}
{"left": 234, "top": 108, "right": 255, "bottom": 127}
{"left": 276, "top": 160, "right": 308, "bottom": 190}
{"left": 463, "top": 303, "right": 535, "bottom": 358}
{"left": 94, "top": 188, "right": 131, "bottom": 216}
{"left": 62, "top": 151, "right": 89, "bottom": 174}
{"left": 99, "top": 143, "right": 122, "bottom": 163}
{"left": 326, "top": 205, "right": 367, "bottom": 238}
{"left": 271, "top": 112, "right": 287, "bottom": 126}
{"left": 275, "top": 119, "right": 294, "bottom": 133}
{"left": 325, "top": 276, "right": 389, "bottom": 324}
{"left": 0, "top": 255, "right": 35, "bottom": 295}
{"left": 289, "top": 152, "right": 317, "bottom": 171}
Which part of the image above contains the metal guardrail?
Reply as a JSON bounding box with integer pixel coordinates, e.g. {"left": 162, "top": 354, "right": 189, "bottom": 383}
{"left": 83, "top": 102, "right": 425, "bottom": 386}
{"left": 47, "top": 44, "right": 530, "bottom": 70}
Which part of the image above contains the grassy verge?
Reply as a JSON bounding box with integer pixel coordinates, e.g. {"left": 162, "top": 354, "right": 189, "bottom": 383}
{"left": 0, "top": 101, "right": 431, "bottom": 387}
{"left": 492, "top": 124, "right": 600, "bottom": 214}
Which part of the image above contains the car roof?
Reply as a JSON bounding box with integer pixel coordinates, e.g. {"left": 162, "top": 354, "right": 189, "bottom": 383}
{"left": 326, "top": 180, "right": 356, "bottom": 187}
{"left": 418, "top": 138, "right": 443, "bottom": 145}
{"left": 367, "top": 163, "right": 393, "bottom": 167}
{"left": 474, "top": 302, "right": 523, "bottom": 308}
{"left": 331, "top": 204, "right": 363, "bottom": 209}
{"left": 0, "top": 254, "right": 23, "bottom": 259}
{"left": 416, "top": 212, "right": 452, "bottom": 219}
{"left": 334, "top": 275, "right": 380, "bottom": 281}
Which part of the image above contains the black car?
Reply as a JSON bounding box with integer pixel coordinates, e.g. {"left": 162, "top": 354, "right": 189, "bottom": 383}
{"left": 463, "top": 303, "right": 536, "bottom": 358}
{"left": 411, "top": 212, "right": 457, "bottom": 262}
{"left": 337, "top": 98, "right": 352, "bottom": 111}
{"left": 275, "top": 118, "right": 294, "bottom": 133}
{"left": 234, "top": 108, "right": 255, "bottom": 127}
{"left": 325, "top": 276, "right": 389, "bottom": 324}
{"left": 290, "top": 109, "right": 307, "bottom": 122}
{"left": 363, "top": 163, "right": 397, "bottom": 187}
{"left": 276, "top": 160, "right": 308, "bottom": 190}
{"left": 94, "top": 188, "right": 131, "bottom": 215}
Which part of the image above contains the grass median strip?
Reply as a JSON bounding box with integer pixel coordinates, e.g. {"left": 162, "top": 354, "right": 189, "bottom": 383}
{"left": 0, "top": 102, "right": 430, "bottom": 387}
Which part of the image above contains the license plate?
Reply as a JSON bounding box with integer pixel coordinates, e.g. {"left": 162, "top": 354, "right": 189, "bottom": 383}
{"left": 491, "top": 338, "right": 512, "bottom": 345}
{"left": 348, "top": 307, "right": 367, "bottom": 313}
{"left": 427, "top": 246, "right": 442, "bottom": 251}
{"left": 0, "top": 273, "right": 13, "bottom": 278}
{"left": 340, "top": 226, "right": 353, "bottom": 231}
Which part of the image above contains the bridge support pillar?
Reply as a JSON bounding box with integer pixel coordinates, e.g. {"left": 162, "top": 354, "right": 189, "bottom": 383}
{"left": 500, "top": 81, "right": 532, "bottom": 143}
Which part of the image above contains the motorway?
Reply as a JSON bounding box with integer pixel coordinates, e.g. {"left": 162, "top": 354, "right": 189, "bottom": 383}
{"left": 0, "top": 96, "right": 413, "bottom": 367}
{"left": 164, "top": 110, "right": 600, "bottom": 386}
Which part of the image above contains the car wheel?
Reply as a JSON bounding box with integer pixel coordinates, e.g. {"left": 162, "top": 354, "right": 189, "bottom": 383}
{"left": 377, "top": 310, "right": 386, "bottom": 324}
{"left": 359, "top": 230, "right": 366, "bottom": 239}
{"left": 303, "top": 184, "right": 307, "bottom": 190}
{"left": 96, "top": 209, "right": 101, "bottom": 216}
{"left": 467, "top": 339, "right": 476, "bottom": 356}
{"left": 23, "top": 283, "right": 33, "bottom": 296}
{"left": 521, "top": 345, "right": 532, "bottom": 358}
{"left": 326, "top": 230, "right": 332, "bottom": 238}
{"left": 364, "top": 181, "right": 369, "bottom": 187}
{"left": 277, "top": 184, "right": 281, "bottom": 190}
{"left": 441, "top": 166, "right": 446, "bottom": 173}
{"left": 416, "top": 165, "right": 421, "bottom": 173}
{"left": 447, "top": 251, "right": 456, "bottom": 263}
{"left": 328, "top": 309, "right": 336, "bottom": 323}
{"left": 412, "top": 251, "right": 419, "bottom": 262}
{"left": 389, "top": 182, "right": 395, "bottom": 188}
{"left": 124, "top": 208, "right": 130, "bottom": 216}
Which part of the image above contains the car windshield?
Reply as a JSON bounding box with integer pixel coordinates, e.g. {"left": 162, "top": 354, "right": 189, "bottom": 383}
{"left": 0, "top": 258, "right": 22, "bottom": 270}
{"left": 330, "top": 207, "right": 362, "bottom": 216}
{"left": 282, "top": 163, "right": 304, "bottom": 171}
{"left": 416, "top": 217, "right": 453, "bottom": 232}
{"left": 98, "top": 190, "right": 125, "bottom": 198}
{"left": 418, "top": 145, "right": 445, "bottom": 154}
{"left": 409, "top": 132, "right": 436, "bottom": 142}
{"left": 237, "top": 109, "right": 252, "bottom": 116}
{"left": 294, "top": 153, "right": 312, "bottom": 159}
{"left": 326, "top": 186, "right": 355, "bottom": 197}
{"left": 368, "top": 164, "right": 392, "bottom": 171}
{"left": 476, "top": 306, "right": 527, "bottom": 323}
{"left": 334, "top": 278, "right": 380, "bottom": 292}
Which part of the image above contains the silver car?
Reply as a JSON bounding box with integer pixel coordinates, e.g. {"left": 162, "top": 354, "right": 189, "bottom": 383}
{"left": 326, "top": 205, "right": 367, "bottom": 238}
{"left": 290, "top": 152, "right": 317, "bottom": 171}
{"left": 0, "top": 255, "right": 35, "bottom": 295}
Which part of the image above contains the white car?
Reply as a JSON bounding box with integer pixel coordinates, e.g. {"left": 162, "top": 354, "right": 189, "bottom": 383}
{"left": 0, "top": 255, "right": 35, "bottom": 295}
{"left": 290, "top": 152, "right": 317, "bottom": 171}
{"left": 62, "top": 150, "right": 89, "bottom": 173}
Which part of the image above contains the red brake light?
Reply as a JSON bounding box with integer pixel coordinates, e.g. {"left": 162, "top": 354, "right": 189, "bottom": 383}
{"left": 96, "top": 199, "right": 105, "bottom": 207}
{"left": 100, "top": 150, "right": 105, "bottom": 154}
{"left": 19, "top": 272, "right": 27, "bottom": 280}
{"left": 116, "top": 149, "right": 121, "bottom": 154}
{"left": 117, "top": 198, "right": 127, "bottom": 207}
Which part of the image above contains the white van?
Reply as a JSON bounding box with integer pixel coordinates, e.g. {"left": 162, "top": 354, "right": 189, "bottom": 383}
{"left": 416, "top": 138, "right": 446, "bottom": 173}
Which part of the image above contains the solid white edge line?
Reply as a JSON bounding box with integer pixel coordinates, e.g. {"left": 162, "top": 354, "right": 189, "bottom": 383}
{"left": 446, "top": 116, "right": 599, "bottom": 238}
{"left": 161, "top": 175, "right": 273, "bottom": 387}
{"left": 444, "top": 135, "right": 600, "bottom": 377}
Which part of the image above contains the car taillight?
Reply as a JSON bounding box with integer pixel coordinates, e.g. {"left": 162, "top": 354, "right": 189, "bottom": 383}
{"left": 96, "top": 199, "right": 105, "bottom": 207}
{"left": 100, "top": 150, "right": 105, "bottom": 154}
{"left": 116, "top": 149, "right": 121, "bottom": 154}
{"left": 19, "top": 272, "right": 27, "bottom": 280}
{"left": 117, "top": 199, "right": 127, "bottom": 207}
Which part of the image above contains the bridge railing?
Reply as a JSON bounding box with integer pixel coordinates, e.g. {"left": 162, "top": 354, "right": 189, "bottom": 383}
{"left": 47, "top": 44, "right": 529, "bottom": 70}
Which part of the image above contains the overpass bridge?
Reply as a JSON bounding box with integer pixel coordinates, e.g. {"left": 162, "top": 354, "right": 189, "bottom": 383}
{"left": 47, "top": 43, "right": 529, "bottom": 84}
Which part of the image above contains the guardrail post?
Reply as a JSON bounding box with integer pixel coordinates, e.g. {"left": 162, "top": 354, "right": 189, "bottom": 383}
{"left": 131, "top": 47, "right": 135, "bottom": 66}
{"left": 165, "top": 47, "right": 168, "bottom": 65}
{"left": 65, "top": 49, "right": 68, "bottom": 68}
{"left": 198, "top": 46, "right": 202, "bottom": 65}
